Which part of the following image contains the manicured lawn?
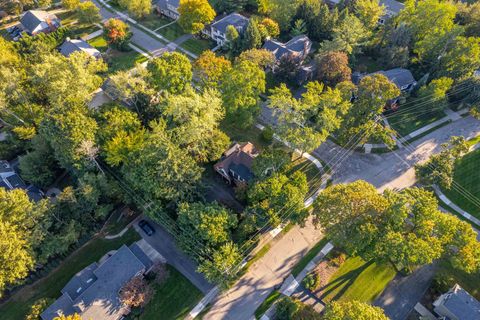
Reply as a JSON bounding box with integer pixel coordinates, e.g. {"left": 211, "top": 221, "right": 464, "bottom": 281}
{"left": 139, "top": 13, "right": 173, "bottom": 30}
{"left": 181, "top": 38, "right": 214, "bottom": 56}
{"left": 87, "top": 35, "right": 108, "bottom": 52}
{"left": 107, "top": 49, "right": 148, "bottom": 73}
{"left": 442, "top": 149, "right": 480, "bottom": 219}
{"left": 0, "top": 229, "right": 141, "bottom": 320}
{"left": 140, "top": 265, "right": 203, "bottom": 320}
{"left": 157, "top": 22, "right": 185, "bottom": 41}
{"left": 56, "top": 10, "right": 100, "bottom": 38}
{"left": 291, "top": 237, "right": 329, "bottom": 277}
{"left": 286, "top": 156, "right": 323, "bottom": 194}
{"left": 254, "top": 290, "right": 281, "bottom": 319}
{"left": 320, "top": 256, "right": 396, "bottom": 303}
{"left": 387, "top": 101, "right": 447, "bottom": 136}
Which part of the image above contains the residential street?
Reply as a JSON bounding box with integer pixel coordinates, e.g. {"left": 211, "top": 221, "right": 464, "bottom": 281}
{"left": 204, "top": 115, "right": 480, "bottom": 320}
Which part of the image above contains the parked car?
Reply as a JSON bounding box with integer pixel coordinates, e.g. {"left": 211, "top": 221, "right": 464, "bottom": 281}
{"left": 138, "top": 220, "right": 155, "bottom": 236}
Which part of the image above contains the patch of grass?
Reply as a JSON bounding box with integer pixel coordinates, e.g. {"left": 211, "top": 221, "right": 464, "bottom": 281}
{"left": 387, "top": 102, "right": 447, "bottom": 137}
{"left": 441, "top": 149, "right": 480, "bottom": 219}
{"left": 220, "top": 122, "right": 272, "bottom": 151}
{"left": 0, "top": 229, "right": 141, "bottom": 320}
{"left": 139, "top": 13, "right": 173, "bottom": 30}
{"left": 140, "top": 264, "right": 203, "bottom": 320}
{"left": 286, "top": 157, "right": 323, "bottom": 194}
{"left": 69, "top": 24, "right": 100, "bottom": 38}
{"left": 320, "top": 256, "right": 396, "bottom": 303}
{"left": 254, "top": 290, "right": 281, "bottom": 319}
{"left": 57, "top": 10, "right": 79, "bottom": 25}
{"left": 467, "top": 134, "right": 480, "bottom": 147}
{"left": 181, "top": 38, "right": 214, "bottom": 56}
{"left": 436, "top": 260, "right": 480, "bottom": 300}
{"left": 106, "top": 49, "right": 148, "bottom": 73}
{"left": 157, "top": 22, "right": 185, "bottom": 41}
{"left": 291, "top": 237, "right": 329, "bottom": 277}
{"left": 87, "top": 35, "right": 108, "bottom": 52}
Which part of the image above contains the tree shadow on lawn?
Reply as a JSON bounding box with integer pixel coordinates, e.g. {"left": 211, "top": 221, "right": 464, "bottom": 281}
{"left": 318, "top": 260, "right": 374, "bottom": 302}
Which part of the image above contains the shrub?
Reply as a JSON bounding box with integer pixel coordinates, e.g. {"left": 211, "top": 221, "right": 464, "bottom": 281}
{"left": 261, "top": 126, "right": 274, "bottom": 143}
{"left": 302, "top": 272, "right": 320, "bottom": 291}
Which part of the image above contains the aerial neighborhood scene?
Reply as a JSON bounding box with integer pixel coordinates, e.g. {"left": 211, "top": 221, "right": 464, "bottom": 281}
{"left": 1, "top": 0, "right": 480, "bottom": 319}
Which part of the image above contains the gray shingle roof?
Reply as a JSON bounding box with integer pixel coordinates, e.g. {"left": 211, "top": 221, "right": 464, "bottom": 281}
{"left": 380, "top": 0, "right": 405, "bottom": 15}
{"left": 59, "top": 39, "right": 101, "bottom": 58}
{"left": 375, "top": 68, "right": 416, "bottom": 88}
{"left": 156, "top": 0, "right": 180, "bottom": 11}
{"left": 263, "top": 35, "right": 312, "bottom": 60}
{"left": 41, "top": 243, "right": 155, "bottom": 320}
{"left": 211, "top": 13, "right": 249, "bottom": 35}
{"left": 20, "top": 10, "right": 59, "bottom": 34}
{"left": 437, "top": 284, "right": 480, "bottom": 320}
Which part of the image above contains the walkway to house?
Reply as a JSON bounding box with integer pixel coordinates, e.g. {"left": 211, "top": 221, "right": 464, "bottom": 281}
{"left": 433, "top": 185, "right": 480, "bottom": 228}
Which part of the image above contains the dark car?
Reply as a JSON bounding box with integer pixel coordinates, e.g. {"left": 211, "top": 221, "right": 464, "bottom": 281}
{"left": 138, "top": 220, "right": 155, "bottom": 236}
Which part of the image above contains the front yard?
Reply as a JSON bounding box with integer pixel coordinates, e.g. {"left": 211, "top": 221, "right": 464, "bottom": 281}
{"left": 316, "top": 254, "right": 396, "bottom": 303}
{"left": 287, "top": 157, "right": 323, "bottom": 194}
{"left": 181, "top": 37, "right": 215, "bottom": 56}
{"left": 0, "top": 229, "right": 141, "bottom": 320}
{"left": 138, "top": 265, "right": 203, "bottom": 320}
{"left": 441, "top": 149, "right": 480, "bottom": 219}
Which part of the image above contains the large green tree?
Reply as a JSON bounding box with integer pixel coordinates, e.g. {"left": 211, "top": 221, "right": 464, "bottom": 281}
{"left": 322, "top": 301, "right": 389, "bottom": 320}
{"left": 178, "top": 0, "right": 216, "bottom": 34}
{"left": 193, "top": 51, "right": 232, "bottom": 89}
{"left": 147, "top": 52, "right": 192, "bottom": 94}
{"left": 197, "top": 242, "right": 242, "bottom": 288}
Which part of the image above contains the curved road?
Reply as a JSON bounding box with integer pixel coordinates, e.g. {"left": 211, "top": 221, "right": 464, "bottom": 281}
{"left": 204, "top": 115, "right": 480, "bottom": 320}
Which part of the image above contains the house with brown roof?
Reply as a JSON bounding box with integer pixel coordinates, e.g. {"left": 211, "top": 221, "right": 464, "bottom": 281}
{"left": 214, "top": 142, "right": 259, "bottom": 186}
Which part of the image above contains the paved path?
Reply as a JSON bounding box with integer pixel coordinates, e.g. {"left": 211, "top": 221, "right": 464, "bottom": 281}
{"left": 433, "top": 185, "right": 480, "bottom": 227}
{"left": 134, "top": 217, "right": 214, "bottom": 294}
{"left": 373, "top": 264, "right": 437, "bottom": 320}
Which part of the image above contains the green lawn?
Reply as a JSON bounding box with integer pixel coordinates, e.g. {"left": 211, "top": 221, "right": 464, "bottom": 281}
{"left": 467, "top": 134, "right": 480, "bottom": 147}
{"left": 387, "top": 100, "right": 447, "bottom": 137}
{"left": 139, "top": 13, "right": 173, "bottom": 30}
{"left": 0, "top": 229, "right": 141, "bottom": 320}
{"left": 291, "top": 237, "right": 329, "bottom": 277}
{"left": 286, "top": 157, "right": 323, "bottom": 194}
{"left": 107, "top": 49, "right": 148, "bottom": 73}
{"left": 56, "top": 10, "right": 100, "bottom": 38}
{"left": 157, "top": 22, "right": 185, "bottom": 41}
{"left": 140, "top": 265, "right": 203, "bottom": 320}
{"left": 254, "top": 290, "right": 281, "bottom": 319}
{"left": 320, "top": 256, "right": 396, "bottom": 303}
{"left": 87, "top": 35, "right": 108, "bottom": 52}
{"left": 442, "top": 149, "right": 480, "bottom": 219}
{"left": 181, "top": 38, "right": 214, "bottom": 56}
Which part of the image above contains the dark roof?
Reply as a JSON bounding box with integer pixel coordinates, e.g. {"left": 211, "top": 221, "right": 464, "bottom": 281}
{"left": 0, "top": 180, "right": 9, "bottom": 189}
{"left": 380, "top": 0, "right": 404, "bottom": 15}
{"left": 211, "top": 13, "right": 249, "bottom": 34}
{"left": 0, "top": 160, "right": 12, "bottom": 173}
{"left": 437, "top": 284, "right": 480, "bottom": 320}
{"left": 229, "top": 162, "right": 254, "bottom": 181}
{"left": 156, "top": 0, "right": 180, "bottom": 11}
{"left": 41, "top": 244, "right": 153, "bottom": 320}
{"left": 263, "top": 35, "right": 312, "bottom": 60}
{"left": 61, "top": 262, "right": 98, "bottom": 301}
{"left": 20, "top": 10, "right": 59, "bottom": 33}
{"left": 129, "top": 243, "right": 154, "bottom": 270}
{"left": 26, "top": 185, "right": 44, "bottom": 202}
{"left": 59, "top": 38, "right": 101, "bottom": 58}
{"left": 6, "top": 173, "right": 26, "bottom": 189}
{"left": 376, "top": 68, "right": 416, "bottom": 88}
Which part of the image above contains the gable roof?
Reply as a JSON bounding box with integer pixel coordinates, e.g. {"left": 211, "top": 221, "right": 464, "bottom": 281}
{"left": 59, "top": 38, "right": 101, "bottom": 58}
{"left": 20, "top": 10, "right": 59, "bottom": 33}
{"left": 41, "top": 243, "right": 154, "bottom": 320}
{"left": 375, "top": 68, "right": 416, "bottom": 88}
{"left": 156, "top": 0, "right": 180, "bottom": 11}
{"left": 380, "top": 0, "right": 404, "bottom": 15}
{"left": 214, "top": 142, "right": 258, "bottom": 182}
{"left": 263, "top": 34, "right": 312, "bottom": 60}
{"left": 434, "top": 284, "right": 480, "bottom": 320}
{"left": 211, "top": 13, "right": 249, "bottom": 34}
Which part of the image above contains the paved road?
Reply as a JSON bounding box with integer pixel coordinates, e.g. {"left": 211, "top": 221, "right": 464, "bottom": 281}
{"left": 205, "top": 219, "right": 324, "bottom": 320}
{"left": 205, "top": 115, "right": 480, "bottom": 319}
{"left": 91, "top": 0, "right": 168, "bottom": 56}
{"left": 374, "top": 264, "right": 437, "bottom": 320}
{"left": 313, "top": 116, "right": 480, "bottom": 191}
{"left": 134, "top": 217, "right": 214, "bottom": 294}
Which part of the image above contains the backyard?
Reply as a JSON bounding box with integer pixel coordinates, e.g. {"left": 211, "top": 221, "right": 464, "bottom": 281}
{"left": 318, "top": 255, "right": 396, "bottom": 303}
{"left": 441, "top": 149, "right": 480, "bottom": 219}
{"left": 0, "top": 229, "right": 141, "bottom": 320}
{"left": 139, "top": 265, "right": 203, "bottom": 320}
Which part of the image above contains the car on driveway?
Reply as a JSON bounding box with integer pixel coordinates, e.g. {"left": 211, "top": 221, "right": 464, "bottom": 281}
{"left": 138, "top": 220, "right": 155, "bottom": 236}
